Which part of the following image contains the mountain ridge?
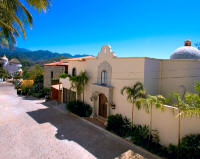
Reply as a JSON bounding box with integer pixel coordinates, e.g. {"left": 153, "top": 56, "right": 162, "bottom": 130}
{"left": 0, "top": 47, "right": 90, "bottom": 62}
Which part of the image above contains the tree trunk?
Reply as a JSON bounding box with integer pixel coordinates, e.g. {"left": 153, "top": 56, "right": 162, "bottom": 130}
{"left": 149, "top": 104, "right": 153, "bottom": 140}
{"left": 178, "top": 109, "right": 181, "bottom": 145}
{"left": 131, "top": 104, "right": 134, "bottom": 127}
{"left": 83, "top": 88, "right": 84, "bottom": 103}
{"left": 178, "top": 109, "right": 181, "bottom": 158}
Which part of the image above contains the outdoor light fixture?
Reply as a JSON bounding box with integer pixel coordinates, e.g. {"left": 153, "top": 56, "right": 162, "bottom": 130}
{"left": 110, "top": 103, "right": 116, "bottom": 109}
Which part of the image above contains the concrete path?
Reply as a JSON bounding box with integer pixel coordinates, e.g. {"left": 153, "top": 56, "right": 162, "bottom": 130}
{"left": 0, "top": 82, "right": 160, "bottom": 159}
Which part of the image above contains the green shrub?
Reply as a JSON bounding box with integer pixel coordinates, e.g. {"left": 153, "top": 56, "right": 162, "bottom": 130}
{"left": 131, "top": 125, "right": 168, "bottom": 156}
{"left": 59, "top": 73, "right": 68, "bottom": 79}
{"left": 167, "top": 144, "right": 178, "bottom": 159}
{"left": 66, "top": 100, "right": 92, "bottom": 117}
{"left": 14, "top": 80, "right": 21, "bottom": 89}
{"left": 131, "top": 125, "right": 149, "bottom": 145}
{"left": 179, "top": 134, "right": 200, "bottom": 159}
{"left": 105, "top": 114, "right": 200, "bottom": 159}
{"left": 31, "top": 75, "right": 50, "bottom": 98}
{"left": 21, "top": 87, "right": 32, "bottom": 96}
{"left": 51, "top": 78, "right": 59, "bottom": 85}
{"left": 106, "top": 114, "right": 132, "bottom": 137}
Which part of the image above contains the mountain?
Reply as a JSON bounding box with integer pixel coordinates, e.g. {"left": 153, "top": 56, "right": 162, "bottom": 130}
{"left": 0, "top": 47, "right": 90, "bottom": 62}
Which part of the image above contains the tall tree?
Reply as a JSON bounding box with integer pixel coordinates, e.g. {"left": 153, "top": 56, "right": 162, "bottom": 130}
{"left": 0, "top": 63, "right": 8, "bottom": 79}
{"left": 136, "top": 94, "right": 166, "bottom": 138}
{"left": 0, "top": 0, "right": 51, "bottom": 47}
{"left": 121, "top": 81, "right": 145, "bottom": 126}
{"left": 79, "top": 71, "right": 89, "bottom": 102}
{"left": 68, "top": 71, "right": 89, "bottom": 102}
{"left": 169, "top": 91, "right": 200, "bottom": 148}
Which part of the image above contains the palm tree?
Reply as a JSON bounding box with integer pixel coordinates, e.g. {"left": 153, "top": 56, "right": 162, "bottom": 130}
{"left": 121, "top": 81, "right": 145, "bottom": 126}
{"left": 169, "top": 92, "right": 200, "bottom": 146}
{"left": 68, "top": 71, "right": 89, "bottom": 102}
{"left": 136, "top": 94, "right": 166, "bottom": 138}
{"left": 79, "top": 71, "right": 89, "bottom": 102}
{"left": 0, "top": 0, "right": 51, "bottom": 46}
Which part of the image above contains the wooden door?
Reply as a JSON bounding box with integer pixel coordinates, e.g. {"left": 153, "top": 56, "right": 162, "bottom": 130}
{"left": 99, "top": 94, "right": 107, "bottom": 118}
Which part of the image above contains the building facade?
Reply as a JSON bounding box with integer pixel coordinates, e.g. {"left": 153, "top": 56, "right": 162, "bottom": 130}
{"left": 61, "top": 42, "right": 200, "bottom": 119}
{"left": 44, "top": 62, "right": 68, "bottom": 88}
{"left": 0, "top": 55, "right": 22, "bottom": 77}
{"left": 45, "top": 40, "right": 200, "bottom": 145}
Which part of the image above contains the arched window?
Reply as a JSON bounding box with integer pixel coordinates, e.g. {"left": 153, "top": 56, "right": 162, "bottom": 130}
{"left": 72, "top": 68, "right": 77, "bottom": 76}
{"left": 101, "top": 71, "right": 107, "bottom": 85}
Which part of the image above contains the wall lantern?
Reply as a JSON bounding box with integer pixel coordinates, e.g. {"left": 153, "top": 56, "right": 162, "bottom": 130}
{"left": 110, "top": 103, "right": 116, "bottom": 109}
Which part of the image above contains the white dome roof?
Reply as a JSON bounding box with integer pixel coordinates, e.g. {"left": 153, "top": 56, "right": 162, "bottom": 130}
{"left": 0, "top": 55, "right": 8, "bottom": 61}
{"left": 170, "top": 41, "right": 200, "bottom": 59}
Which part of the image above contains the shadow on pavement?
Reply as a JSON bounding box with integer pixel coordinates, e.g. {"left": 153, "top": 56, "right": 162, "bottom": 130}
{"left": 21, "top": 96, "right": 44, "bottom": 101}
{"left": 27, "top": 107, "right": 134, "bottom": 159}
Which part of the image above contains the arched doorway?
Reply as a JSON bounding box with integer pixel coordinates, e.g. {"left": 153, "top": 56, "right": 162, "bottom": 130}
{"left": 99, "top": 94, "right": 108, "bottom": 118}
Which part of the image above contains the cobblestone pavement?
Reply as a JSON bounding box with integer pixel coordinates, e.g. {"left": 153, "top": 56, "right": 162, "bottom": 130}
{"left": 0, "top": 82, "right": 160, "bottom": 159}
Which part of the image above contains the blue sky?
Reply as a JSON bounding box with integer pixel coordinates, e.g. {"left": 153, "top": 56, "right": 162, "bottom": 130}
{"left": 17, "top": 0, "right": 200, "bottom": 59}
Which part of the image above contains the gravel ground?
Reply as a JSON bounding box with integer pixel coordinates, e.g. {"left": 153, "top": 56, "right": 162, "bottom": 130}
{"left": 0, "top": 82, "right": 160, "bottom": 159}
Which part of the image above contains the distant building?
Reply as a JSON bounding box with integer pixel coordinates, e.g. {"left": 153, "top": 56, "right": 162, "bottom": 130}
{"left": 44, "top": 62, "right": 69, "bottom": 88}
{"left": 0, "top": 55, "right": 22, "bottom": 77}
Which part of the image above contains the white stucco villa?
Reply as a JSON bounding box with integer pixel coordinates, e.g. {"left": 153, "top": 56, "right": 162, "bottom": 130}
{"left": 60, "top": 40, "right": 200, "bottom": 116}
{"left": 45, "top": 40, "right": 200, "bottom": 145}
{"left": 0, "top": 55, "right": 22, "bottom": 77}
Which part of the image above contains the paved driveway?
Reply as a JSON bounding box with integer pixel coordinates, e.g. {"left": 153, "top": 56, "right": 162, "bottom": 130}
{"left": 0, "top": 82, "right": 159, "bottom": 159}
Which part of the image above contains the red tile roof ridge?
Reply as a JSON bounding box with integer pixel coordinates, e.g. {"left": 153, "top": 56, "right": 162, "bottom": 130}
{"left": 44, "top": 61, "right": 69, "bottom": 66}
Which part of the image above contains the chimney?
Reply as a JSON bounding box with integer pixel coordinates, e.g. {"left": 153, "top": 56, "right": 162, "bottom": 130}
{"left": 184, "top": 40, "right": 191, "bottom": 46}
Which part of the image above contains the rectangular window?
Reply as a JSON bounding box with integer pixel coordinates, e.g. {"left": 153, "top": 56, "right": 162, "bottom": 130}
{"left": 51, "top": 71, "right": 53, "bottom": 79}
{"left": 65, "top": 66, "right": 68, "bottom": 74}
{"left": 101, "top": 71, "right": 107, "bottom": 85}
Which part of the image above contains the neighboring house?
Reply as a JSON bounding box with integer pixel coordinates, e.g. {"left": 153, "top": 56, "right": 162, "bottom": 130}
{"left": 44, "top": 57, "right": 95, "bottom": 102}
{"left": 44, "top": 62, "right": 69, "bottom": 88}
{"left": 0, "top": 55, "right": 22, "bottom": 77}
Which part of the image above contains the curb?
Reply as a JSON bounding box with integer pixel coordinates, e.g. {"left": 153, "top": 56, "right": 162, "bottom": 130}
{"left": 52, "top": 105, "right": 162, "bottom": 159}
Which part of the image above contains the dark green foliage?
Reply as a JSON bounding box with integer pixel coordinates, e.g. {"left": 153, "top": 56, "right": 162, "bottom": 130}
{"left": 106, "top": 113, "right": 200, "bottom": 158}
{"left": 51, "top": 78, "right": 59, "bottom": 85}
{"left": 59, "top": 73, "right": 68, "bottom": 79}
{"left": 31, "top": 74, "right": 50, "bottom": 98}
{"left": 131, "top": 125, "right": 168, "bottom": 156}
{"left": 165, "top": 135, "right": 200, "bottom": 159}
{"left": 21, "top": 87, "right": 32, "bottom": 96}
{"left": 167, "top": 144, "right": 178, "bottom": 159}
{"left": 17, "top": 89, "right": 22, "bottom": 95}
{"left": 66, "top": 100, "right": 92, "bottom": 117}
{"left": 13, "top": 72, "right": 22, "bottom": 79}
{"left": 106, "top": 114, "right": 132, "bottom": 137}
{"left": 131, "top": 125, "right": 149, "bottom": 145}
{"left": 0, "top": 63, "right": 9, "bottom": 79}
{"left": 105, "top": 114, "right": 167, "bottom": 157}
{"left": 179, "top": 134, "right": 200, "bottom": 159}
{"left": 14, "top": 80, "right": 21, "bottom": 89}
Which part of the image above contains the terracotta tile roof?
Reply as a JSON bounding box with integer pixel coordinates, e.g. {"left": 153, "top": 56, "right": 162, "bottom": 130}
{"left": 44, "top": 62, "right": 69, "bottom": 66}
{"left": 60, "top": 56, "right": 95, "bottom": 62}
{"left": 10, "top": 58, "right": 21, "bottom": 64}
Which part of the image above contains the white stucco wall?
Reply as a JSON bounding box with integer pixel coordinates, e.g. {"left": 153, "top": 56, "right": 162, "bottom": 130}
{"left": 144, "top": 58, "right": 160, "bottom": 95}
{"left": 160, "top": 59, "right": 200, "bottom": 97}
